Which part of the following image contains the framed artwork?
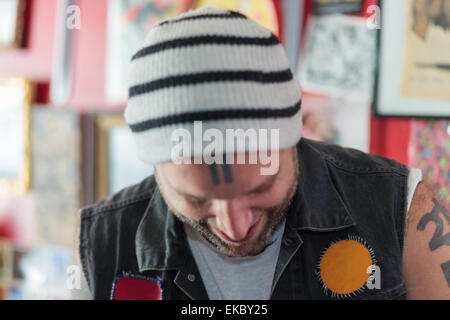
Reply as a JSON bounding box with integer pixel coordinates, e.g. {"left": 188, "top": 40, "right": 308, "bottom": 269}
{"left": 374, "top": 0, "right": 450, "bottom": 117}
{"left": 93, "top": 114, "right": 154, "bottom": 202}
{"left": 191, "top": 0, "right": 279, "bottom": 35}
{"left": 31, "top": 106, "right": 81, "bottom": 246}
{"left": 81, "top": 114, "right": 95, "bottom": 206}
{"left": 0, "top": 241, "right": 12, "bottom": 283}
{"left": 298, "top": 14, "right": 377, "bottom": 99}
{"left": 0, "top": 0, "right": 26, "bottom": 48}
{"left": 0, "top": 240, "right": 23, "bottom": 286}
{"left": 105, "top": 0, "right": 190, "bottom": 104}
{"left": 409, "top": 119, "right": 450, "bottom": 208}
{"left": 301, "top": 95, "right": 370, "bottom": 152}
{"left": 313, "top": 0, "right": 363, "bottom": 15}
{"left": 0, "top": 77, "right": 33, "bottom": 194}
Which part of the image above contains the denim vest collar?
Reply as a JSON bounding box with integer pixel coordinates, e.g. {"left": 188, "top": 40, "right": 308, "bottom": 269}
{"left": 286, "top": 140, "right": 355, "bottom": 232}
{"left": 134, "top": 139, "right": 356, "bottom": 272}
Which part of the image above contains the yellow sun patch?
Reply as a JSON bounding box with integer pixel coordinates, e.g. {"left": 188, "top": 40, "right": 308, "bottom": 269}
{"left": 316, "top": 235, "right": 376, "bottom": 299}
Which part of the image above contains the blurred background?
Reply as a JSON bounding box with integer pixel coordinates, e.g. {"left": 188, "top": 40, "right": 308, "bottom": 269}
{"left": 0, "top": 0, "right": 448, "bottom": 299}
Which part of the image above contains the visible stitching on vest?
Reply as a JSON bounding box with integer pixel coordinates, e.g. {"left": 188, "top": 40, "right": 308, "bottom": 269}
{"left": 315, "top": 234, "right": 377, "bottom": 299}
{"left": 324, "top": 156, "right": 408, "bottom": 176}
{"left": 81, "top": 191, "right": 155, "bottom": 219}
{"left": 305, "top": 139, "right": 408, "bottom": 175}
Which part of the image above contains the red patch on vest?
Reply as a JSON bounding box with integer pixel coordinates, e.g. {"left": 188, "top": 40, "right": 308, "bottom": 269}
{"left": 111, "top": 274, "right": 162, "bottom": 300}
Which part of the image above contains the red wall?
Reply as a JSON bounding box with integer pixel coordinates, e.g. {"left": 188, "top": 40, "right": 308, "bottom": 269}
{"left": 0, "top": 0, "right": 411, "bottom": 165}
{"left": 70, "top": 0, "right": 110, "bottom": 110}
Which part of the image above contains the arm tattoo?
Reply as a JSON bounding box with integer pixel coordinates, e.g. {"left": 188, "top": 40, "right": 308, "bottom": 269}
{"left": 441, "top": 260, "right": 450, "bottom": 288}
{"left": 208, "top": 154, "right": 233, "bottom": 185}
{"left": 416, "top": 199, "right": 450, "bottom": 287}
{"left": 416, "top": 198, "right": 450, "bottom": 251}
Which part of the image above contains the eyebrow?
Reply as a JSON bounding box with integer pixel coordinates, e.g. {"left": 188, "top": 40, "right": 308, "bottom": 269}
{"left": 243, "top": 172, "right": 278, "bottom": 195}
{"left": 174, "top": 170, "right": 279, "bottom": 200}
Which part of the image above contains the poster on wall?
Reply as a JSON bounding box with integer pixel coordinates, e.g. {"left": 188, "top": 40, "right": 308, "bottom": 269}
{"left": 105, "top": 0, "right": 190, "bottom": 104}
{"left": 31, "top": 106, "right": 81, "bottom": 246}
{"left": 301, "top": 95, "right": 370, "bottom": 152}
{"left": 0, "top": 0, "right": 26, "bottom": 48}
{"left": 409, "top": 120, "right": 450, "bottom": 208}
{"left": 375, "top": 0, "right": 450, "bottom": 117}
{"left": 298, "top": 14, "right": 377, "bottom": 99}
{"left": 313, "top": 0, "right": 363, "bottom": 15}
{"left": 93, "top": 114, "right": 154, "bottom": 202}
{"left": 401, "top": 0, "right": 450, "bottom": 102}
{"left": 191, "top": 0, "right": 279, "bottom": 35}
{"left": 297, "top": 14, "right": 373, "bottom": 152}
{"left": 0, "top": 78, "right": 32, "bottom": 194}
{"left": 108, "top": 125, "right": 155, "bottom": 195}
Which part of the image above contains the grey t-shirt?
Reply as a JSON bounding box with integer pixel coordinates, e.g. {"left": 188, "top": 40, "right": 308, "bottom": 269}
{"left": 185, "top": 219, "right": 286, "bottom": 300}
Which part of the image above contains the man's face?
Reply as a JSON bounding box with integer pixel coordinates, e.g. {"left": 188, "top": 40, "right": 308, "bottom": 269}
{"left": 155, "top": 147, "right": 299, "bottom": 257}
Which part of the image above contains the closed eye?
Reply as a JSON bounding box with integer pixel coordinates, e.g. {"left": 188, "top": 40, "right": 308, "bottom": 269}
{"left": 250, "top": 182, "right": 273, "bottom": 195}
{"left": 186, "top": 195, "right": 207, "bottom": 206}
{"left": 245, "top": 174, "right": 277, "bottom": 196}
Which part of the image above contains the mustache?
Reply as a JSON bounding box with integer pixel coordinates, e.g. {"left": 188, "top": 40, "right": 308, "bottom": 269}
{"left": 181, "top": 198, "right": 291, "bottom": 256}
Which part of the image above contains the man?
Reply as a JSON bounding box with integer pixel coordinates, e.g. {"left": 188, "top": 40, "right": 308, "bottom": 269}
{"left": 79, "top": 7, "right": 450, "bottom": 300}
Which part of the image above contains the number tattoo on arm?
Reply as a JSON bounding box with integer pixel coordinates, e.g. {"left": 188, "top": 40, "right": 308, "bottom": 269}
{"left": 416, "top": 198, "right": 450, "bottom": 251}
{"left": 416, "top": 198, "right": 450, "bottom": 288}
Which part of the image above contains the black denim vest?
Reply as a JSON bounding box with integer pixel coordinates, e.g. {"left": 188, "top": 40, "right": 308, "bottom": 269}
{"left": 79, "top": 138, "right": 409, "bottom": 300}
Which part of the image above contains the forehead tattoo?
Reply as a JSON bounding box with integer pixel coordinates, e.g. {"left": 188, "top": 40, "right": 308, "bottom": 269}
{"left": 208, "top": 161, "right": 220, "bottom": 185}
{"left": 207, "top": 153, "right": 233, "bottom": 185}
{"left": 222, "top": 153, "right": 233, "bottom": 183}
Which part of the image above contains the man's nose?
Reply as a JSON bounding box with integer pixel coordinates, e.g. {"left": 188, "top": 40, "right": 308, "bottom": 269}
{"left": 213, "top": 200, "right": 254, "bottom": 242}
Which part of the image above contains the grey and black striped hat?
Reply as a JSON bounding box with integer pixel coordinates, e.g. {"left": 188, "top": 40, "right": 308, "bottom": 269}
{"left": 124, "top": 6, "right": 302, "bottom": 164}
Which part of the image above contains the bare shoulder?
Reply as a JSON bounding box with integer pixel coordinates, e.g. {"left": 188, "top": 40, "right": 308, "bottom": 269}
{"left": 402, "top": 181, "right": 450, "bottom": 299}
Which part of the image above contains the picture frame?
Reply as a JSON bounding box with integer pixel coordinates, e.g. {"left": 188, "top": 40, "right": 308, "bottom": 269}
{"left": 92, "top": 114, "right": 154, "bottom": 202}
{"left": 0, "top": 0, "right": 27, "bottom": 48}
{"left": 191, "top": 0, "right": 279, "bottom": 35}
{"left": 0, "top": 240, "right": 25, "bottom": 288}
{"left": 0, "top": 241, "right": 12, "bottom": 283}
{"left": 374, "top": 0, "right": 450, "bottom": 117}
{"left": 0, "top": 77, "right": 33, "bottom": 194}
{"left": 313, "top": 0, "right": 363, "bottom": 15}
{"left": 31, "top": 106, "right": 81, "bottom": 246}
{"left": 105, "top": 0, "right": 190, "bottom": 104}
{"left": 298, "top": 14, "right": 377, "bottom": 99}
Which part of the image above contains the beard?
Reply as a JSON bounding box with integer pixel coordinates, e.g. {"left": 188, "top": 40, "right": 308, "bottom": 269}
{"left": 175, "top": 183, "right": 297, "bottom": 258}
{"left": 156, "top": 151, "right": 299, "bottom": 258}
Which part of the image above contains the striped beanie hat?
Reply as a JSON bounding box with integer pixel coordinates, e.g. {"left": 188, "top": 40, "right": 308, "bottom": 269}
{"left": 124, "top": 6, "right": 302, "bottom": 165}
